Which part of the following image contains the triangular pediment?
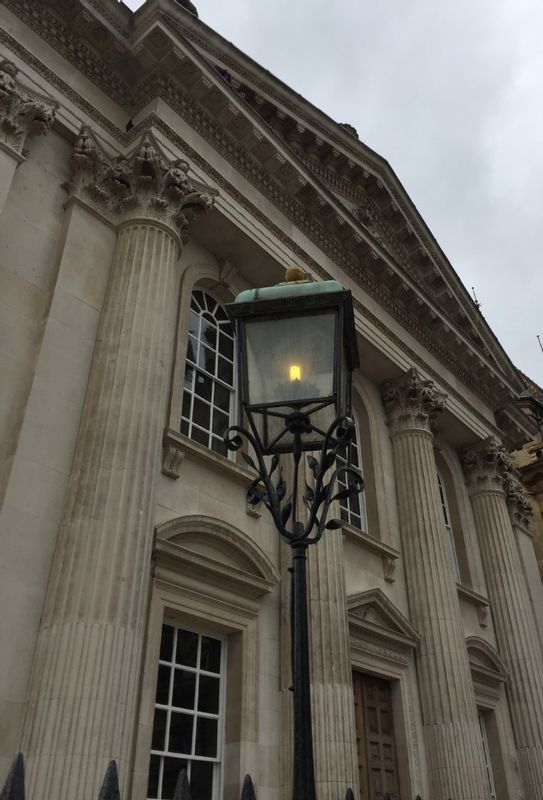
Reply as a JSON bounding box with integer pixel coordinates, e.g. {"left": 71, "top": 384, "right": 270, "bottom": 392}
{"left": 25, "top": 0, "right": 534, "bottom": 442}
{"left": 348, "top": 588, "right": 420, "bottom": 650}
{"left": 148, "top": 15, "right": 528, "bottom": 423}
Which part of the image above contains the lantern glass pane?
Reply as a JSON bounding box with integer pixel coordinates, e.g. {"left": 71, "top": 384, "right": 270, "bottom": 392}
{"left": 245, "top": 312, "right": 336, "bottom": 407}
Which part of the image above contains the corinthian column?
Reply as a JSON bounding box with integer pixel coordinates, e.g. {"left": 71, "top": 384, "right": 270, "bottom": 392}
{"left": 381, "top": 369, "right": 487, "bottom": 800}
{"left": 308, "top": 531, "right": 359, "bottom": 800}
{"left": 0, "top": 59, "right": 56, "bottom": 212}
{"left": 21, "top": 128, "right": 214, "bottom": 800}
{"left": 462, "top": 437, "right": 543, "bottom": 796}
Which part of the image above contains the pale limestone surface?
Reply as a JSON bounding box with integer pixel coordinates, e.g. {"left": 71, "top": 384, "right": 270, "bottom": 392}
{"left": 0, "top": 146, "right": 20, "bottom": 214}
{"left": 463, "top": 438, "right": 543, "bottom": 796}
{"left": 0, "top": 3, "right": 542, "bottom": 800}
{"left": 382, "top": 370, "right": 489, "bottom": 800}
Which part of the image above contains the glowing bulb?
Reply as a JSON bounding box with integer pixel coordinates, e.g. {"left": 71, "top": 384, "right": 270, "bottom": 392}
{"left": 289, "top": 364, "right": 302, "bottom": 382}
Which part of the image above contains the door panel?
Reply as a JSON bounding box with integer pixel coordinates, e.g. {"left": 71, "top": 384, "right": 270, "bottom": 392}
{"left": 352, "top": 672, "right": 400, "bottom": 800}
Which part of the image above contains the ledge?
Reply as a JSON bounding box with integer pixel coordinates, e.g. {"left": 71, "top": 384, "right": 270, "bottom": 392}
{"left": 0, "top": 138, "right": 25, "bottom": 164}
{"left": 457, "top": 584, "right": 490, "bottom": 628}
{"left": 342, "top": 524, "right": 400, "bottom": 582}
{"left": 162, "top": 427, "right": 255, "bottom": 486}
{"left": 342, "top": 524, "right": 400, "bottom": 559}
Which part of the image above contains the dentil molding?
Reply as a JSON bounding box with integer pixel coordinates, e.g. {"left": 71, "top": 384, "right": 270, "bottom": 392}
{"left": 0, "top": 25, "right": 520, "bottom": 426}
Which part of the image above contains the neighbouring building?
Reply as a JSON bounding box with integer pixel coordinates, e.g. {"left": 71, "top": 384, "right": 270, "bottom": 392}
{"left": 513, "top": 375, "right": 543, "bottom": 584}
{"left": 1, "top": 3, "right": 543, "bottom": 800}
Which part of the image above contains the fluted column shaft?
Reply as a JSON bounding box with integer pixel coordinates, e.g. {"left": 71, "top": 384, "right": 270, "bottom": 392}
{"left": 21, "top": 128, "right": 214, "bottom": 800}
{"left": 23, "top": 220, "right": 179, "bottom": 800}
{"left": 308, "top": 529, "right": 359, "bottom": 800}
{"left": 463, "top": 438, "right": 543, "bottom": 797}
{"left": 382, "top": 370, "right": 487, "bottom": 800}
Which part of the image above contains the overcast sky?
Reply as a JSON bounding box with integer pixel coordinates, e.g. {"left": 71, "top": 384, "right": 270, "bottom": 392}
{"left": 126, "top": 0, "right": 543, "bottom": 387}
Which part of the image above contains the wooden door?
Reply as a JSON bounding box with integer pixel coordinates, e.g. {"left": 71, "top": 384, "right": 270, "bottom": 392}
{"left": 352, "top": 672, "right": 401, "bottom": 800}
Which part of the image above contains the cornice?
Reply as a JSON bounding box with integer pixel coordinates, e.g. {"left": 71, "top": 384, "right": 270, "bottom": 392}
{"left": 83, "top": 0, "right": 131, "bottom": 39}
{"left": 240, "top": 94, "right": 519, "bottom": 386}
{"left": 166, "top": 10, "right": 522, "bottom": 385}
{"left": 5, "top": 0, "right": 521, "bottom": 399}
{"left": 1, "top": 5, "right": 516, "bottom": 399}
{"left": 2, "top": 0, "right": 132, "bottom": 108}
{"left": 142, "top": 74, "right": 506, "bottom": 406}
{"left": 0, "top": 29, "right": 122, "bottom": 139}
{"left": 0, "top": 29, "right": 509, "bottom": 441}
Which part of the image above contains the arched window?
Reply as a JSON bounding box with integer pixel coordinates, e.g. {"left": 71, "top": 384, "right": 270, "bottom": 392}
{"left": 337, "top": 418, "right": 367, "bottom": 531}
{"left": 437, "top": 471, "right": 461, "bottom": 583}
{"left": 181, "top": 290, "right": 235, "bottom": 458}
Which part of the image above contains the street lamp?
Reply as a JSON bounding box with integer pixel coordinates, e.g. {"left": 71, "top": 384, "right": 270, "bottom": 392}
{"left": 224, "top": 269, "right": 363, "bottom": 800}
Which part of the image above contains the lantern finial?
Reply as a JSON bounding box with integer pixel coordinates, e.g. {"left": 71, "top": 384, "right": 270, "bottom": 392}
{"left": 284, "top": 265, "right": 306, "bottom": 283}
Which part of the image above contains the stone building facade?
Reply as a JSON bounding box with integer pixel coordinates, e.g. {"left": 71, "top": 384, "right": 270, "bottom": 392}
{"left": 513, "top": 377, "right": 543, "bottom": 585}
{"left": 1, "top": 2, "right": 543, "bottom": 800}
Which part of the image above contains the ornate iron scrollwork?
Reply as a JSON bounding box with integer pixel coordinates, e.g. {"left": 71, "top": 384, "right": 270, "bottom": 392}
{"left": 224, "top": 415, "right": 363, "bottom": 543}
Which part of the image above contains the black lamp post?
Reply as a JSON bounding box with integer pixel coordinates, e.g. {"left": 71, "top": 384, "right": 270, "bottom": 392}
{"left": 223, "top": 270, "right": 363, "bottom": 800}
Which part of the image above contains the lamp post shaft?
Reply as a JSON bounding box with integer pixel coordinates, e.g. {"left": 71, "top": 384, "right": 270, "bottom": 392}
{"left": 291, "top": 541, "right": 317, "bottom": 800}
{"left": 224, "top": 276, "right": 361, "bottom": 800}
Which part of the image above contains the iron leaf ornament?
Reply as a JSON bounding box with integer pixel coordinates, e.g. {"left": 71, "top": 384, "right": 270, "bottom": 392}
{"left": 224, "top": 416, "right": 363, "bottom": 544}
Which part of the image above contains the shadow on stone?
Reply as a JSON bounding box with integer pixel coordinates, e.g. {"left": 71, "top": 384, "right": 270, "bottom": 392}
{"left": 0, "top": 753, "right": 25, "bottom": 800}
{"left": 97, "top": 760, "right": 120, "bottom": 800}
{"left": 240, "top": 774, "right": 256, "bottom": 800}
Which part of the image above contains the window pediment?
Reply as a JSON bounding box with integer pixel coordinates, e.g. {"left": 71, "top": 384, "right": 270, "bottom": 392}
{"left": 154, "top": 515, "right": 279, "bottom": 604}
{"left": 467, "top": 636, "right": 508, "bottom": 687}
{"left": 348, "top": 588, "right": 420, "bottom": 652}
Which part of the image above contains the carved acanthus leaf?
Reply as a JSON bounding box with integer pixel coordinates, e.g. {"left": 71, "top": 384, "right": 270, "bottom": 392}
{"left": 0, "top": 59, "right": 56, "bottom": 154}
{"left": 381, "top": 368, "right": 446, "bottom": 434}
{"left": 65, "top": 126, "right": 216, "bottom": 241}
{"left": 461, "top": 436, "right": 515, "bottom": 493}
{"left": 503, "top": 474, "right": 534, "bottom": 529}
{"left": 462, "top": 437, "right": 532, "bottom": 525}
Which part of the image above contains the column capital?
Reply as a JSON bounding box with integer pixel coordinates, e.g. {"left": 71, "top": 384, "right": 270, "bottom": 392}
{"left": 503, "top": 473, "right": 534, "bottom": 529}
{"left": 381, "top": 368, "right": 446, "bottom": 434}
{"left": 0, "top": 59, "right": 56, "bottom": 156}
{"left": 64, "top": 126, "right": 216, "bottom": 244}
{"left": 461, "top": 436, "right": 515, "bottom": 493}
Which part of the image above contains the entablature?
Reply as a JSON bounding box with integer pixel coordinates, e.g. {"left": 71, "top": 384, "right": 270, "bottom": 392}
{"left": 2, "top": 0, "right": 530, "bottom": 447}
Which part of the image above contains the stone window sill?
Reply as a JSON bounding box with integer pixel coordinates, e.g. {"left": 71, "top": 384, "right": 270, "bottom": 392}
{"left": 342, "top": 524, "right": 400, "bottom": 583}
{"left": 457, "top": 583, "right": 490, "bottom": 628}
{"left": 162, "top": 427, "right": 254, "bottom": 486}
